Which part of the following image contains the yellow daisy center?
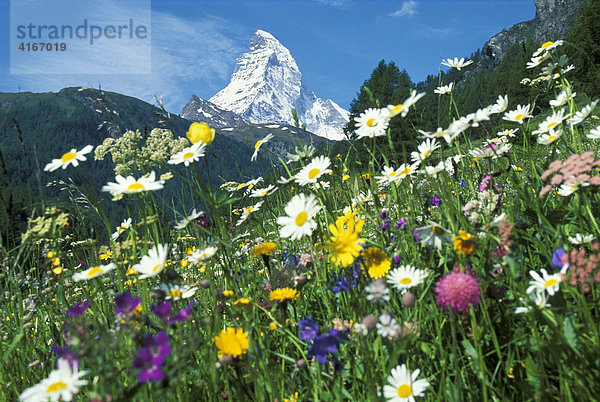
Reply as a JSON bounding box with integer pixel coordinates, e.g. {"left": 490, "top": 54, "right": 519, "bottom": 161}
{"left": 547, "top": 135, "right": 557, "bottom": 142}
{"left": 400, "top": 277, "right": 412, "bottom": 285}
{"left": 127, "top": 182, "right": 144, "bottom": 191}
{"left": 170, "top": 289, "right": 182, "bottom": 298}
{"left": 392, "top": 104, "right": 403, "bottom": 113}
{"left": 423, "top": 150, "right": 431, "bottom": 158}
{"left": 514, "top": 114, "right": 524, "bottom": 121}
{"left": 541, "top": 41, "right": 554, "bottom": 49}
{"left": 46, "top": 381, "right": 68, "bottom": 393}
{"left": 400, "top": 168, "right": 411, "bottom": 176}
{"left": 254, "top": 139, "right": 263, "bottom": 149}
{"left": 308, "top": 168, "right": 321, "bottom": 179}
{"left": 87, "top": 267, "right": 103, "bottom": 277}
{"left": 295, "top": 211, "right": 308, "bottom": 226}
{"left": 545, "top": 278, "right": 559, "bottom": 288}
{"left": 397, "top": 384, "right": 412, "bottom": 398}
{"left": 152, "top": 263, "right": 163, "bottom": 273}
{"left": 366, "top": 118, "right": 378, "bottom": 127}
{"left": 61, "top": 152, "right": 76, "bottom": 163}
{"left": 389, "top": 171, "right": 397, "bottom": 177}
{"left": 183, "top": 152, "right": 194, "bottom": 159}
{"left": 547, "top": 121, "right": 559, "bottom": 129}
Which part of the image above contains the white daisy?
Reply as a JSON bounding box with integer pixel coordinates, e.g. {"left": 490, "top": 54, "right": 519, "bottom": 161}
{"left": 72, "top": 263, "right": 116, "bottom": 281}
{"left": 567, "top": 100, "right": 598, "bottom": 126}
{"left": 497, "top": 128, "right": 519, "bottom": 137}
{"left": 44, "top": 145, "right": 94, "bottom": 172}
{"left": 387, "top": 90, "right": 426, "bottom": 118}
{"left": 19, "top": 358, "right": 88, "bottom": 402}
{"left": 174, "top": 209, "right": 204, "bottom": 230}
{"left": 157, "top": 283, "right": 198, "bottom": 300}
{"left": 515, "top": 291, "right": 551, "bottom": 314}
{"left": 441, "top": 57, "right": 473, "bottom": 70}
{"left": 383, "top": 364, "right": 430, "bottom": 402}
{"left": 188, "top": 246, "right": 218, "bottom": 264}
{"left": 557, "top": 181, "right": 589, "bottom": 196}
{"left": 132, "top": 244, "right": 169, "bottom": 279}
{"left": 286, "top": 145, "right": 316, "bottom": 163}
{"left": 419, "top": 127, "right": 451, "bottom": 143}
{"left": 355, "top": 108, "right": 390, "bottom": 138}
{"left": 112, "top": 218, "right": 132, "bottom": 241}
{"left": 567, "top": 233, "right": 595, "bottom": 245}
{"left": 532, "top": 40, "right": 563, "bottom": 57}
{"left": 410, "top": 139, "right": 439, "bottom": 163}
{"left": 236, "top": 177, "right": 264, "bottom": 192}
{"left": 490, "top": 95, "right": 509, "bottom": 114}
{"left": 277, "top": 193, "right": 321, "bottom": 240}
{"left": 526, "top": 54, "right": 549, "bottom": 69}
{"left": 167, "top": 142, "right": 206, "bottom": 166}
{"left": 236, "top": 201, "right": 263, "bottom": 226}
{"left": 445, "top": 119, "right": 470, "bottom": 141}
{"left": 386, "top": 265, "right": 429, "bottom": 292}
{"left": 434, "top": 83, "right": 453, "bottom": 95}
{"left": 587, "top": 125, "right": 600, "bottom": 139}
{"left": 503, "top": 104, "right": 533, "bottom": 124}
{"left": 532, "top": 109, "right": 568, "bottom": 135}
{"left": 295, "top": 156, "right": 332, "bottom": 186}
{"left": 415, "top": 222, "right": 453, "bottom": 250}
{"left": 470, "top": 143, "right": 511, "bottom": 159}
{"left": 313, "top": 181, "right": 330, "bottom": 190}
{"left": 251, "top": 133, "right": 274, "bottom": 161}
{"left": 423, "top": 161, "right": 445, "bottom": 178}
{"left": 549, "top": 89, "right": 576, "bottom": 107}
{"left": 249, "top": 185, "right": 277, "bottom": 198}
{"left": 376, "top": 166, "right": 402, "bottom": 186}
{"left": 102, "top": 171, "right": 165, "bottom": 196}
{"left": 537, "top": 129, "right": 562, "bottom": 144}
{"left": 526, "top": 267, "right": 568, "bottom": 296}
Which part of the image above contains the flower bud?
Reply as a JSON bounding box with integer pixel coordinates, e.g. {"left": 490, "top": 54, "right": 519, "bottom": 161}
{"left": 402, "top": 291, "right": 416, "bottom": 308}
{"left": 361, "top": 314, "right": 378, "bottom": 331}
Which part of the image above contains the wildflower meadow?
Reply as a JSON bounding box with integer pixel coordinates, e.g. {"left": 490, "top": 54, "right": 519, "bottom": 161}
{"left": 2, "top": 40, "right": 600, "bottom": 401}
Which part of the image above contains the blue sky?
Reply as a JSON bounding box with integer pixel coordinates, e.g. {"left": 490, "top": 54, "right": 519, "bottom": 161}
{"left": 1, "top": 0, "right": 536, "bottom": 113}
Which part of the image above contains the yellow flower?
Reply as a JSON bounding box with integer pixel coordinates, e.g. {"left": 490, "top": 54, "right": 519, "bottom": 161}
{"left": 187, "top": 122, "right": 215, "bottom": 145}
{"left": 361, "top": 247, "right": 391, "bottom": 278}
{"left": 46, "top": 251, "right": 56, "bottom": 259}
{"left": 325, "top": 215, "right": 364, "bottom": 267}
{"left": 251, "top": 242, "right": 277, "bottom": 257}
{"left": 342, "top": 174, "right": 350, "bottom": 182}
{"left": 269, "top": 322, "right": 279, "bottom": 331}
{"left": 52, "top": 266, "right": 63, "bottom": 275}
{"left": 234, "top": 298, "right": 253, "bottom": 309}
{"left": 52, "top": 257, "right": 61, "bottom": 266}
{"left": 223, "top": 290, "right": 234, "bottom": 298}
{"left": 269, "top": 288, "right": 299, "bottom": 302}
{"left": 99, "top": 250, "right": 112, "bottom": 260}
{"left": 181, "top": 259, "right": 189, "bottom": 268}
{"left": 213, "top": 327, "right": 249, "bottom": 358}
{"left": 361, "top": 173, "right": 370, "bottom": 180}
{"left": 186, "top": 246, "right": 196, "bottom": 255}
{"left": 452, "top": 230, "right": 477, "bottom": 256}
{"left": 125, "top": 267, "right": 138, "bottom": 276}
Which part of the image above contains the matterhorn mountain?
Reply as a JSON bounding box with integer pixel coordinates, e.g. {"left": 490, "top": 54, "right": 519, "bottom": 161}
{"left": 207, "top": 30, "right": 349, "bottom": 141}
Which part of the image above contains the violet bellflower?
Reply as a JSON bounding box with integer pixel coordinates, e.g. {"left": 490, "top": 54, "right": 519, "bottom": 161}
{"left": 298, "top": 316, "right": 320, "bottom": 342}
{"left": 66, "top": 299, "right": 90, "bottom": 317}
{"left": 133, "top": 331, "right": 171, "bottom": 383}
{"left": 114, "top": 291, "right": 141, "bottom": 315}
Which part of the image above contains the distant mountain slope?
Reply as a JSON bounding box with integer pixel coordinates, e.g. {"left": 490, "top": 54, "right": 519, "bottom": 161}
{"left": 181, "top": 95, "right": 248, "bottom": 128}
{"left": 206, "top": 30, "right": 349, "bottom": 141}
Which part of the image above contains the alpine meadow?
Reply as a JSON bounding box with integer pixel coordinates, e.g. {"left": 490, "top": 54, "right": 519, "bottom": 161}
{"left": 2, "top": 0, "right": 600, "bottom": 401}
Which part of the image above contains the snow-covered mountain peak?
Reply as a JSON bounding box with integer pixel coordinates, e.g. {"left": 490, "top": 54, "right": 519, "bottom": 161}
{"left": 209, "top": 30, "right": 348, "bottom": 141}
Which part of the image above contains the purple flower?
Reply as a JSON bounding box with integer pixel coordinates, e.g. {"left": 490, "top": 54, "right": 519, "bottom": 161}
{"left": 413, "top": 229, "right": 421, "bottom": 242}
{"left": 167, "top": 301, "right": 194, "bottom": 324}
{"left": 460, "top": 180, "right": 466, "bottom": 187}
{"left": 328, "top": 274, "right": 354, "bottom": 293}
{"left": 435, "top": 271, "right": 481, "bottom": 314}
{"left": 134, "top": 331, "right": 172, "bottom": 383}
{"left": 151, "top": 301, "right": 172, "bottom": 320}
{"left": 393, "top": 254, "right": 401, "bottom": 264}
{"left": 396, "top": 219, "right": 407, "bottom": 229}
{"left": 298, "top": 316, "right": 320, "bottom": 342}
{"left": 115, "top": 291, "right": 141, "bottom": 315}
{"left": 306, "top": 329, "right": 347, "bottom": 364}
{"left": 51, "top": 346, "right": 80, "bottom": 371}
{"left": 552, "top": 248, "right": 569, "bottom": 270}
{"left": 380, "top": 210, "right": 388, "bottom": 219}
{"left": 429, "top": 196, "right": 441, "bottom": 206}
{"left": 479, "top": 174, "right": 494, "bottom": 191}
{"left": 379, "top": 221, "right": 391, "bottom": 231}
{"left": 66, "top": 299, "right": 89, "bottom": 317}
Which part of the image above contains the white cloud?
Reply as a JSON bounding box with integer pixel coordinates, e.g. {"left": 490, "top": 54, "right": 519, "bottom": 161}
{"left": 390, "top": 1, "right": 418, "bottom": 17}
